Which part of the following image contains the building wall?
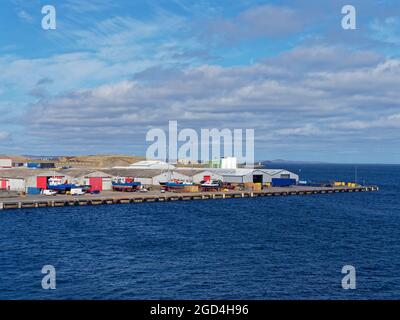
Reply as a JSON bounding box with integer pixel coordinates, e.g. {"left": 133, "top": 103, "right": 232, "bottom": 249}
{"left": 134, "top": 177, "right": 153, "bottom": 186}
{"left": 9, "top": 179, "right": 26, "bottom": 192}
{"left": 72, "top": 177, "right": 86, "bottom": 185}
{"left": 0, "top": 159, "right": 12, "bottom": 168}
{"left": 242, "top": 173, "right": 253, "bottom": 183}
{"left": 80, "top": 177, "right": 112, "bottom": 190}
{"left": 25, "top": 173, "right": 71, "bottom": 189}
{"left": 102, "top": 178, "right": 112, "bottom": 191}
{"left": 0, "top": 178, "right": 8, "bottom": 189}
{"left": 262, "top": 170, "right": 299, "bottom": 183}
{"left": 220, "top": 169, "right": 299, "bottom": 184}
{"left": 0, "top": 178, "right": 26, "bottom": 191}
{"left": 25, "top": 176, "right": 38, "bottom": 188}
{"left": 242, "top": 170, "right": 272, "bottom": 183}
{"left": 221, "top": 157, "right": 237, "bottom": 169}
{"left": 222, "top": 175, "right": 244, "bottom": 184}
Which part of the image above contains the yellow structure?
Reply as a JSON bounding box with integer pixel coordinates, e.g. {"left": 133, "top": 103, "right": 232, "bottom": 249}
{"left": 183, "top": 185, "right": 199, "bottom": 193}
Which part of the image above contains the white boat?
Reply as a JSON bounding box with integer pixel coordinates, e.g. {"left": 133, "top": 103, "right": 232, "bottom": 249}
{"left": 200, "top": 180, "right": 221, "bottom": 188}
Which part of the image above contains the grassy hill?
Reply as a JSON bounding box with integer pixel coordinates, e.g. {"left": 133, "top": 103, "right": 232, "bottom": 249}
{"left": 1, "top": 154, "right": 145, "bottom": 169}
{"left": 56, "top": 155, "right": 145, "bottom": 168}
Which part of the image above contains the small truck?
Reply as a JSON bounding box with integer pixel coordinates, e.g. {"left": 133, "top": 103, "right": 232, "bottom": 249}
{"left": 42, "top": 189, "right": 57, "bottom": 196}
{"left": 70, "top": 188, "right": 85, "bottom": 196}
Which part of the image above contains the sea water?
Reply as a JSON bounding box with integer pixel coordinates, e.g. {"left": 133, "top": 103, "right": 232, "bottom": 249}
{"left": 1, "top": 164, "right": 399, "bottom": 299}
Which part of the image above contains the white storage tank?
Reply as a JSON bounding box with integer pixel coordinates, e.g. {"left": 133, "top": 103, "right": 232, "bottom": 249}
{"left": 221, "top": 157, "right": 237, "bottom": 169}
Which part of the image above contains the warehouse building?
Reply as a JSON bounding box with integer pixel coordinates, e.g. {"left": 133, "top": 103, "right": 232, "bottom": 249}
{"left": 116, "top": 160, "right": 176, "bottom": 170}
{"left": 0, "top": 169, "right": 115, "bottom": 192}
{"left": 60, "top": 169, "right": 113, "bottom": 191}
{"left": 0, "top": 170, "right": 26, "bottom": 192}
{"left": 0, "top": 158, "right": 13, "bottom": 168}
{"left": 25, "top": 170, "right": 70, "bottom": 191}
{"left": 175, "top": 169, "right": 223, "bottom": 184}
{"left": 262, "top": 169, "right": 299, "bottom": 184}
{"left": 213, "top": 168, "right": 299, "bottom": 185}
{"left": 0, "top": 169, "right": 67, "bottom": 192}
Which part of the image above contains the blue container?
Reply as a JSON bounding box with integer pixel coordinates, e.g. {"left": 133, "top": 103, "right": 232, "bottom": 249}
{"left": 27, "top": 162, "right": 40, "bottom": 168}
{"left": 271, "top": 178, "right": 297, "bottom": 187}
{"left": 27, "top": 187, "right": 42, "bottom": 195}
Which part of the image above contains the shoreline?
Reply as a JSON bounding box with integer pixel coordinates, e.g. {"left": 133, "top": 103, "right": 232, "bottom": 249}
{"left": 0, "top": 185, "right": 379, "bottom": 211}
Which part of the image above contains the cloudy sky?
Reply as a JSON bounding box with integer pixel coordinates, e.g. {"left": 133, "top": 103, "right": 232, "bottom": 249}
{"left": 1, "top": 0, "right": 400, "bottom": 163}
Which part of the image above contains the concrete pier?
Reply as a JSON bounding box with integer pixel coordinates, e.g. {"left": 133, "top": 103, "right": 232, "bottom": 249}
{"left": 0, "top": 185, "right": 379, "bottom": 211}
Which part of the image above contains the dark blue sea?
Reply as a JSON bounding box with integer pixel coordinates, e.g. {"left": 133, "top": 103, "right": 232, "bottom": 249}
{"left": 1, "top": 164, "right": 400, "bottom": 300}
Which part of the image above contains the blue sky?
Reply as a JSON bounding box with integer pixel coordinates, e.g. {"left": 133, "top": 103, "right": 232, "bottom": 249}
{"left": 1, "top": 0, "right": 400, "bottom": 163}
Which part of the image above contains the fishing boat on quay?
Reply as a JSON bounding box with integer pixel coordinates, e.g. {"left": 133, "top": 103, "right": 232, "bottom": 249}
{"left": 112, "top": 177, "right": 142, "bottom": 192}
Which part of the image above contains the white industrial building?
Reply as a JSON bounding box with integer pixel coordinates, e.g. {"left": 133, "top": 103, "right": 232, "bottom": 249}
{"left": 114, "top": 160, "right": 176, "bottom": 170}
{"left": 0, "top": 169, "right": 61, "bottom": 192}
{"left": 0, "top": 166, "right": 300, "bottom": 192}
{"left": 175, "top": 169, "right": 224, "bottom": 184}
{"left": 213, "top": 168, "right": 299, "bottom": 184}
{"left": 60, "top": 169, "right": 113, "bottom": 191}
{"left": 177, "top": 158, "right": 198, "bottom": 165}
{"left": 221, "top": 157, "right": 237, "bottom": 169}
{"left": 0, "top": 158, "right": 13, "bottom": 168}
{"left": 0, "top": 169, "right": 112, "bottom": 192}
{"left": 263, "top": 169, "right": 299, "bottom": 183}
{"left": 0, "top": 172, "right": 26, "bottom": 191}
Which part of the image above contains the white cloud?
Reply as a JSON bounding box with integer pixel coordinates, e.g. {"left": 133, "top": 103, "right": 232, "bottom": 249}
{"left": 206, "top": 4, "right": 309, "bottom": 42}
{"left": 24, "top": 46, "right": 400, "bottom": 155}
{"left": 276, "top": 125, "right": 322, "bottom": 137}
{"left": 17, "top": 10, "right": 34, "bottom": 23}
{"left": 0, "top": 13, "right": 204, "bottom": 101}
{"left": 0, "top": 131, "right": 10, "bottom": 140}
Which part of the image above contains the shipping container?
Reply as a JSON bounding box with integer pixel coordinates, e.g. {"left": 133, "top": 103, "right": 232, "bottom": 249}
{"left": 27, "top": 162, "right": 40, "bottom": 168}
{"left": 271, "top": 178, "right": 297, "bottom": 187}
{"left": 27, "top": 187, "right": 42, "bottom": 195}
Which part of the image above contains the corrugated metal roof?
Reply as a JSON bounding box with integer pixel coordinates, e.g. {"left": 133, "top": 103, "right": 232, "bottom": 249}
{"left": 125, "top": 160, "right": 175, "bottom": 170}
{"left": 174, "top": 169, "right": 212, "bottom": 177}
{"left": 103, "top": 168, "right": 166, "bottom": 178}
{"left": 2, "top": 167, "right": 291, "bottom": 180}
{"left": 261, "top": 169, "right": 285, "bottom": 176}
{"left": 211, "top": 168, "right": 295, "bottom": 177}
{"left": 213, "top": 169, "right": 255, "bottom": 176}
{"left": 0, "top": 169, "right": 65, "bottom": 179}
{"left": 0, "top": 170, "right": 28, "bottom": 179}
{"left": 59, "top": 169, "right": 111, "bottom": 178}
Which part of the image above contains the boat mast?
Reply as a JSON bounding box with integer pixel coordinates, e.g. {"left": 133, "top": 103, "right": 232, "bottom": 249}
{"left": 354, "top": 166, "right": 358, "bottom": 184}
